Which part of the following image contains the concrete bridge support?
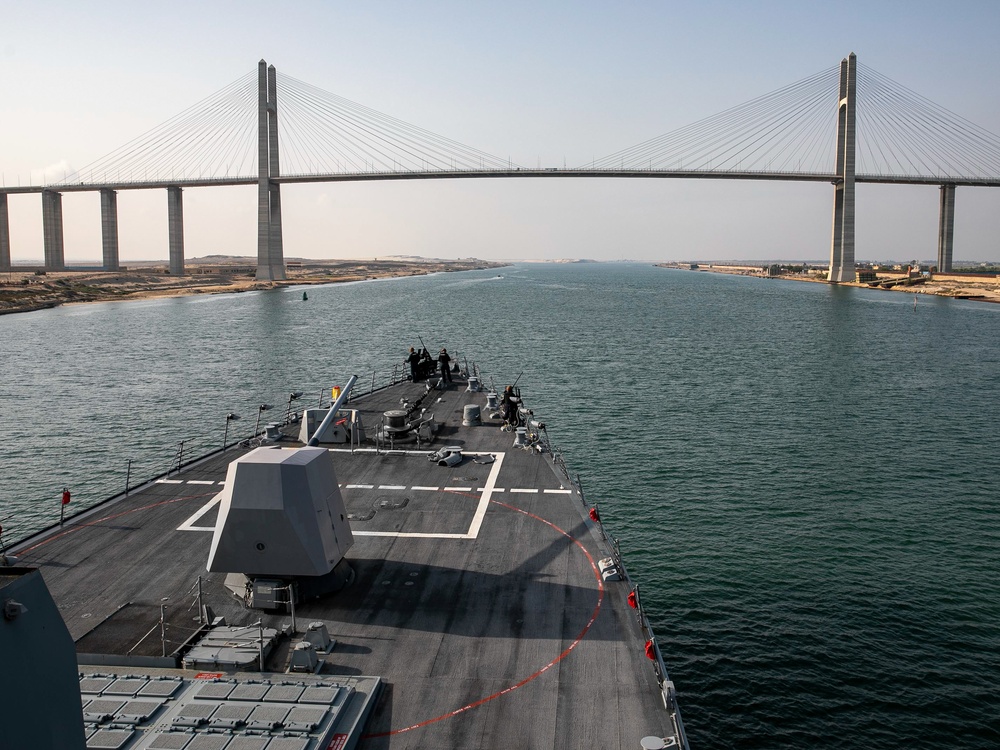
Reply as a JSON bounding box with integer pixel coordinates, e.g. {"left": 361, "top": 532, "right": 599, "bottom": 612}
{"left": 828, "top": 53, "right": 857, "bottom": 283}
{"left": 101, "top": 189, "right": 120, "bottom": 271}
{"left": 167, "top": 187, "right": 185, "bottom": 275}
{"left": 256, "top": 59, "right": 286, "bottom": 281}
{"left": 937, "top": 184, "right": 956, "bottom": 273}
{"left": 42, "top": 190, "right": 65, "bottom": 271}
{"left": 0, "top": 194, "right": 10, "bottom": 272}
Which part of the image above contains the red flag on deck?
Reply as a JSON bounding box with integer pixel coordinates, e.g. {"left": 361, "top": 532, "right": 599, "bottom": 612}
{"left": 644, "top": 639, "right": 656, "bottom": 660}
{"left": 61, "top": 488, "right": 71, "bottom": 506}
{"left": 588, "top": 507, "right": 600, "bottom": 522}
{"left": 627, "top": 590, "right": 638, "bottom": 609}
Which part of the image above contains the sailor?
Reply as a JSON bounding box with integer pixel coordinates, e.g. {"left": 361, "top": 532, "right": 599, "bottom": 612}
{"left": 406, "top": 347, "right": 421, "bottom": 381}
{"left": 438, "top": 348, "right": 453, "bottom": 383}
{"left": 501, "top": 385, "right": 519, "bottom": 430}
{"left": 419, "top": 347, "right": 435, "bottom": 380}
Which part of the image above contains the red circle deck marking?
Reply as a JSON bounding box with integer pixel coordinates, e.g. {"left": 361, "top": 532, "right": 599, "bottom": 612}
{"left": 364, "top": 496, "right": 605, "bottom": 738}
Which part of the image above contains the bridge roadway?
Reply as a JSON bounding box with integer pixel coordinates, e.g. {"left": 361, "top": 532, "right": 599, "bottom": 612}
{"left": 4, "top": 167, "right": 1000, "bottom": 195}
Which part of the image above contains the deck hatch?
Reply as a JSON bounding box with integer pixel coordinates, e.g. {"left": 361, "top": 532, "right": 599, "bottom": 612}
{"left": 194, "top": 681, "right": 237, "bottom": 700}
{"left": 147, "top": 733, "right": 192, "bottom": 749}
{"left": 208, "top": 702, "right": 254, "bottom": 727}
{"left": 83, "top": 698, "right": 126, "bottom": 723}
{"left": 261, "top": 738, "right": 311, "bottom": 750}
{"left": 246, "top": 703, "right": 288, "bottom": 730}
{"left": 184, "top": 735, "right": 229, "bottom": 750}
{"left": 298, "top": 685, "right": 342, "bottom": 704}
{"left": 139, "top": 678, "right": 185, "bottom": 697}
{"left": 115, "top": 699, "right": 163, "bottom": 724}
{"left": 80, "top": 676, "right": 116, "bottom": 694}
{"left": 85, "top": 727, "right": 135, "bottom": 749}
{"left": 229, "top": 682, "right": 270, "bottom": 701}
{"left": 105, "top": 677, "right": 149, "bottom": 695}
{"left": 263, "top": 683, "right": 305, "bottom": 702}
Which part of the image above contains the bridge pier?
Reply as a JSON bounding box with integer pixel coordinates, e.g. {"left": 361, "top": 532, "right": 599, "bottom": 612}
{"left": 256, "top": 60, "right": 285, "bottom": 281}
{"left": 937, "top": 184, "right": 956, "bottom": 272}
{"left": 42, "top": 190, "right": 65, "bottom": 271}
{"left": 167, "top": 187, "right": 185, "bottom": 275}
{"left": 101, "top": 188, "right": 120, "bottom": 271}
{"left": 828, "top": 53, "right": 857, "bottom": 283}
{"left": 0, "top": 194, "right": 10, "bottom": 272}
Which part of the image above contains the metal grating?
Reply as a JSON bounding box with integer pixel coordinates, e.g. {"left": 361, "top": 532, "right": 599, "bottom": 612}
{"left": 76, "top": 669, "right": 380, "bottom": 749}
{"left": 263, "top": 684, "right": 304, "bottom": 702}
{"left": 285, "top": 706, "right": 327, "bottom": 731}
{"left": 185, "top": 735, "right": 230, "bottom": 750}
{"left": 229, "top": 683, "right": 270, "bottom": 701}
{"left": 246, "top": 704, "right": 288, "bottom": 730}
{"left": 84, "top": 698, "right": 127, "bottom": 723}
{"left": 148, "top": 734, "right": 192, "bottom": 749}
{"left": 222, "top": 737, "right": 269, "bottom": 750}
{"left": 87, "top": 728, "right": 135, "bottom": 749}
{"left": 208, "top": 703, "right": 254, "bottom": 728}
{"left": 116, "top": 700, "right": 164, "bottom": 724}
{"left": 139, "top": 679, "right": 185, "bottom": 698}
{"left": 262, "top": 738, "right": 311, "bottom": 750}
{"left": 106, "top": 677, "right": 150, "bottom": 695}
{"left": 299, "top": 685, "right": 341, "bottom": 704}
{"left": 81, "top": 676, "right": 116, "bottom": 694}
{"left": 195, "top": 681, "right": 237, "bottom": 700}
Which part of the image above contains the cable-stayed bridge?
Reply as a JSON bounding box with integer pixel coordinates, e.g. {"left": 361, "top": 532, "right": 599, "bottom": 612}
{"left": 2, "top": 54, "right": 999, "bottom": 281}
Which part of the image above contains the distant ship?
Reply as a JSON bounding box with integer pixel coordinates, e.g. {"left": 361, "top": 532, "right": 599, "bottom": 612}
{"left": 3, "top": 364, "right": 688, "bottom": 749}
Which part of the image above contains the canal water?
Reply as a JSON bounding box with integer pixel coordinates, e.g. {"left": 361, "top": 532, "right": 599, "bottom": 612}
{"left": 2, "top": 263, "right": 998, "bottom": 749}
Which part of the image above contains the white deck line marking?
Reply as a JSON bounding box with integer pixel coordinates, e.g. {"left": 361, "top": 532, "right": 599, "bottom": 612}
{"left": 177, "top": 494, "right": 222, "bottom": 532}
{"left": 187, "top": 480, "right": 216, "bottom": 485}
{"left": 355, "top": 452, "right": 505, "bottom": 540}
{"left": 345, "top": 484, "right": 374, "bottom": 489}
{"left": 465, "top": 452, "right": 504, "bottom": 539}
{"left": 353, "top": 532, "right": 476, "bottom": 539}
{"left": 156, "top": 479, "right": 183, "bottom": 484}
{"left": 378, "top": 485, "right": 406, "bottom": 490}
{"left": 411, "top": 486, "right": 439, "bottom": 491}
{"left": 444, "top": 487, "right": 473, "bottom": 492}
{"left": 509, "top": 488, "right": 539, "bottom": 494}
{"left": 543, "top": 489, "right": 572, "bottom": 494}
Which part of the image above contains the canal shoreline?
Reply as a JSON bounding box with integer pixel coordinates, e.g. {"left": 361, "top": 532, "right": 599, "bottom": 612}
{"left": 658, "top": 263, "right": 1000, "bottom": 303}
{"left": 0, "top": 258, "right": 509, "bottom": 316}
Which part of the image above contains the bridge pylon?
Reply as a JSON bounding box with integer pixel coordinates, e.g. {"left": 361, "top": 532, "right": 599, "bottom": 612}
{"left": 0, "top": 193, "right": 10, "bottom": 272}
{"left": 256, "top": 60, "right": 285, "bottom": 281}
{"left": 937, "top": 184, "right": 956, "bottom": 273}
{"left": 828, "top": 53, "right": 857, "bottom": 283}
{"left": 42, "top": 190, "right": 65, "bottom": 271}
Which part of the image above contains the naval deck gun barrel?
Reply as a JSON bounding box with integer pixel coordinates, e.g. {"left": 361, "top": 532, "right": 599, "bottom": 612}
{"left": 307, "top": 374, "right": 358, "bottom": 446}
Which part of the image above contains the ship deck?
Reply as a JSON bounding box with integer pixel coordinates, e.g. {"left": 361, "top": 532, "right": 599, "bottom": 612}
{"left": 13, "top": 373, "right": 681, "bottom": 749}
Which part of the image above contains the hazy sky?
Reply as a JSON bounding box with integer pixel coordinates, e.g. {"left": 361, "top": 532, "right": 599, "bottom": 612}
{"left": 3, "top": 1, "right": 1000, "bottom": 264}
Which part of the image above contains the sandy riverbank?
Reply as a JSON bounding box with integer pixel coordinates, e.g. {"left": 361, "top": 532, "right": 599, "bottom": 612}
{"left": 658, "top": 264, "right": 1000, "bottom": 303}
{"left": 0, "top": 258, "right": 509, "bottom": 315}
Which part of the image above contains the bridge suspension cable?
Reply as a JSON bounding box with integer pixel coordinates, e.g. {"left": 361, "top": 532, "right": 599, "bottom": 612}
{"left": 52, "top": 58, "right": 1000, "bottom": 189}
{"left": 586, "top": 62, "right": 1000, "bottom": 183}
{"left": 584, "top": 66, "right": 841, "bottom": 174}
{"left": 855, "top": 64, "right": 1000, "bottom": 180}
{"left": 275, "top": 74, "right": 514, "bottom": 175}
{"left": 60, "top": 71, "right": 259, "bottom": 186}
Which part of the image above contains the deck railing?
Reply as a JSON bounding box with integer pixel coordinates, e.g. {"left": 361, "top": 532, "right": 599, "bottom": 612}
{"left": 5, "top": 365, "right": 424, "bottom": 548}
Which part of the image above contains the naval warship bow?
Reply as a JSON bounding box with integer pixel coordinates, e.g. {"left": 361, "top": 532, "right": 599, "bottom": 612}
{"left": 2, "top": 363, "right": 688, "bottom": 750}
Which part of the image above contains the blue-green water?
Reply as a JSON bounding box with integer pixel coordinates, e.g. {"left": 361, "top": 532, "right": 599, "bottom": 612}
{"left": 2, "top": 263, "right": 999, "bottom": 748}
